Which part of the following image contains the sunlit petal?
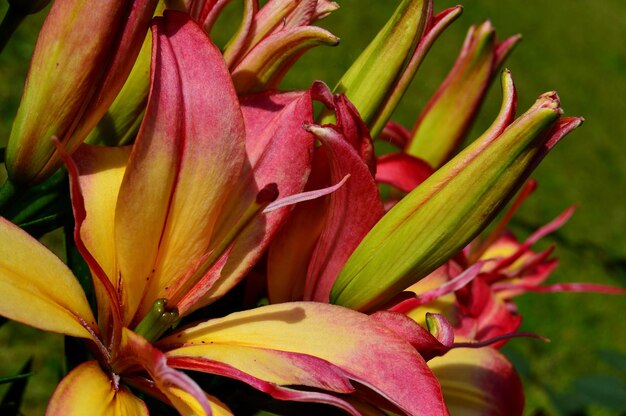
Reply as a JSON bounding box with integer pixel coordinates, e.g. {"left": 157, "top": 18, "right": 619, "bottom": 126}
{"left": 429, "top": 345, "right": 523, "bottom": 416}
{"left": 73, "top": 144, "right": 130, "bottom": 328}
{"left": 161, "top": 302, "right": 447, "bottom": 415}
{"left": 114, "top": 11, "right": 246, "bottom": 323}
{"left": 0, "top": 218, "right": 97, "bottom": 339}
{"left": 193, "top": 90, "right": 314, "bottom": 310}
{"left": 46, "top": 361, "right": 147, "bottom": 416}
{"left": 117, "top": 328, "right": 211, "bottom": 415}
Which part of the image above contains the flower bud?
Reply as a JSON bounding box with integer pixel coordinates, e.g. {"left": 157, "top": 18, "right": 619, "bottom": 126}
{"left": 330, "top": 71, "right": 583, "bottom": 311}
{"left": 6, "top": 0, "right": 158, "bottom": 185}
{"left": 328, "top": 0, "right": 430, "bottom": 127}
{"left": 228, "top": 0, "right": 340, "bottom": 94}
{"left": 406, "top": 21, "right": 521, "bottom": 168}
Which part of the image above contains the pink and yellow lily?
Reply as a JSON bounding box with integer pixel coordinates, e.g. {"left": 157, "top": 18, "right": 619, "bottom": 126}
{"left": 0, "top": 12, "right": 449, "bottom": 415}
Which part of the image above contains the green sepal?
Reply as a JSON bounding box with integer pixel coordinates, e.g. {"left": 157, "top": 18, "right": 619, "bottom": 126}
{"left": 85, "top": 33, "right": 152, "bottom": 146}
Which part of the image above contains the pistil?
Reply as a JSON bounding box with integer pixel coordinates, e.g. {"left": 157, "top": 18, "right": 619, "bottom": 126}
{"left": 134, "top": 299, "right": 179, "bottom": 343}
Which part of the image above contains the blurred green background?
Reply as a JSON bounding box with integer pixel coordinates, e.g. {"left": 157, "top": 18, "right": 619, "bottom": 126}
{"left": 1, "top": 0, "right": 625, "bottom": 415}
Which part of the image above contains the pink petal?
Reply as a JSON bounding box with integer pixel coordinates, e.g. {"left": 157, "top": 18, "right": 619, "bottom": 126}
{"left": 114, "top": 11, "right": 246, "bottom": 323}
{"left": 168, "top": 357, "right": 361, "bottom": 416}
{"left": 379, "top": 121, "right": 412, "bottom": 150}
{"left": 191, "top": 90, "right": 315, "bottom": 311}
{"left": 303, "top": 124, "right": 384, "bottom": 302}
{"left": 264, "top": 174, "right": 350, "bottom": 213}
{"left": 376, "top": 153, "right": 434, "bottom": 192}
{"left": 371, "top": 311, "right": 453, "bottom": 361}
{"left": 116, "top": 328, "right": 211, "bottom": 415}
{"left": 161, "top": 302, "right": 448, "bottom": 415}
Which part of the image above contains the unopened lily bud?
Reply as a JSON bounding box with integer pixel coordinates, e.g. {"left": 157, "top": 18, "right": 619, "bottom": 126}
{"left": 229, "top": 0, "right": 340, "bottom": 94}
{"left": 330, "top": 71, "right": 583, "bottom": 311}
{"left": 406, "top": 21, "right": 521, "bottom": 168}
{"left": 231, "top": 0, "right": 339, "bottom": 56}
{"left": 328, "top": 0, "right": 429, "bottom": 127}
{"left": 6, "top": 0, "right": 158, "bottom": 185}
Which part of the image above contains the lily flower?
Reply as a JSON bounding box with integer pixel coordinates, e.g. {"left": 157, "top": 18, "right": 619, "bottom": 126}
{"left": 6, "top": 0, "right": 159, "bottom": 185}
{"left": 377, "top": 181, "right": 624, "bottom": 415}
{"left": 0, "top": 12, "right": 449, "bottom": 415}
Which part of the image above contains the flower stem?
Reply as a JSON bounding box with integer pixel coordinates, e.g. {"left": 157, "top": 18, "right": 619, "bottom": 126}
{"left": 0, "top": 179, "right": 18, "bottom": 212}
{"left": 0, "top": 7, "right": 26, "bottom": 54}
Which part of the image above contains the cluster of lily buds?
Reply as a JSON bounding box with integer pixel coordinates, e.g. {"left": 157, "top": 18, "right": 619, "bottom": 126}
{"left": 0, "top": 0, "right": 623, "bottom": 415}
{"left": 86, "top": 0, "right": 339, "bottom": 146}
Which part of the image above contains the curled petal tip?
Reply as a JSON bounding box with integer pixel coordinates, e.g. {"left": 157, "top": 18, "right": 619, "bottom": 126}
{"left": 536, "top": 91, "right": 562, "bottom": 112}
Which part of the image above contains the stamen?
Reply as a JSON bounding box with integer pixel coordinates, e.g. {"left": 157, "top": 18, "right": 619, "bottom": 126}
{"left": 134, "top": 299, "right": 179, "bottom": 343}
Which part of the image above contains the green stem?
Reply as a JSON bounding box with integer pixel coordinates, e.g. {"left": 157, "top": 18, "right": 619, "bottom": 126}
{"left": 0, "top": 180, "right": 18, "bottom": 212}
{"left": 0, "top": 7, "right": 26, "bottom": 54}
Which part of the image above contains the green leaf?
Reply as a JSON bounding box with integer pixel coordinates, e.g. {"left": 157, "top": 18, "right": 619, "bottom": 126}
{"left": 0, "top": 372, "right": 32, "bottom": 385}
{"left": 0, "top": 359, "right": 33, "bottom": 415}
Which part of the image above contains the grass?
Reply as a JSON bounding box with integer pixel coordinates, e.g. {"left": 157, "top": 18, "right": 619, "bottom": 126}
{"left": 1, "top": 1, "right": 625, "bottom": 414}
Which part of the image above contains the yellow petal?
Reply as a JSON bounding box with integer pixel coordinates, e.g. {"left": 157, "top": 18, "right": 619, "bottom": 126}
{"left": 205, "top": 394, "right": 233, "bottom": 416}
{"left": 74, "top": 144, "right": 130, "bottom": 325}
{"left": 46, "top": 361, "right": 148, "bottom": 416}
{"left": 404, "top": 268, "right": 459, "bottom": 327}
{"left": 428, "top": 345, "right": 524, "bottom": 416}
{"left": 162, "top": 302, "right": 447, "bottom": 415}
{"left": 161, "top": 388, "right": 233, "bottom": 416}
{"left": 118, "top": 328, "right": 212, "bottom": 415}
{"left": 0, "top": 218, "right": 97, "bottom": 339}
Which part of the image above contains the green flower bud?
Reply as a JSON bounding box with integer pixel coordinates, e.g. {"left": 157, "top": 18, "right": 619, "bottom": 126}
{"left": 6, "top": 0, "right": 158, "bottom": 185}
{"left": 330, "top": 71, "right": 583, "bottom": 311}
{"left": 406, "top": 21, "right": 521, "bottom": 168}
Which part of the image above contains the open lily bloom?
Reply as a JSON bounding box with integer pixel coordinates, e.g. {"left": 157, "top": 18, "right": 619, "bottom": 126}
{"left": 0, "top": 12, "right": 452, "bottom": 415}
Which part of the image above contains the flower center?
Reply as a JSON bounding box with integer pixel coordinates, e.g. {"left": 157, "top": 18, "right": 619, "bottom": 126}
{"left": 134, "top": 298, "right": 179, "bottom": 343}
